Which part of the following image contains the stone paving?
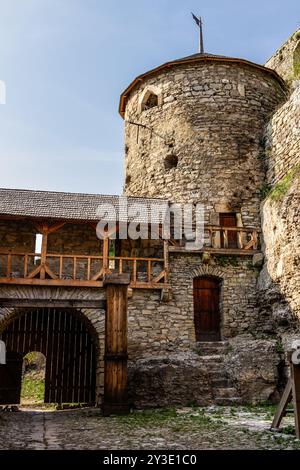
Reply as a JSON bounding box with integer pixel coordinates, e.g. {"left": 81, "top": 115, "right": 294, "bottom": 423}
{"left": 0, "top": 406, "right": 299, "bottom": 450}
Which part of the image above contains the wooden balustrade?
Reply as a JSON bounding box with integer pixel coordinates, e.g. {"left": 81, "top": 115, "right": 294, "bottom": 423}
{"left": 0, "top": 251, "right": 168, "bottom": 289}
{"left": 169, "top": 226, "right": 260, "bottom": 254}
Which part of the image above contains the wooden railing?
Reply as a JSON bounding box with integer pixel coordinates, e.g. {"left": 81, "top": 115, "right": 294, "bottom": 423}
{"left": 0, "top": 252, "right": 168, "bottom": 289}
{"left": 169, "top": 226, "right": 260, "bottom": 253}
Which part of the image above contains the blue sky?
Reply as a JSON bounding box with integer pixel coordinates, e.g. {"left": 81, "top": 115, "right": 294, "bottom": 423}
{"left": 0, "top": 0, "right": 299, "bottom": 195}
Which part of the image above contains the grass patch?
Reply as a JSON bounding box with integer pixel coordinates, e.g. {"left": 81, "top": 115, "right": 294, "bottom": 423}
{"left": 115, "top": 407, "right": 223, "bottom": 432}
{"left": 268, "top": 165, "right": 300, "bottom": 201}
{"left": 21, "top": 377, "right": 45, "bottom": 405}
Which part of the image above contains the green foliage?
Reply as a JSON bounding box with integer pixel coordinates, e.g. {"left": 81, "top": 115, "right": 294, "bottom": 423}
{"left": 275, "top": 340, "right": 284, "bottom": 354}
{"left": 217, "top": 256, "right": 239, "bottom": 267}
{"left": 260, "top": 184, "right": 272, "bottom": 200}
{"left": 269, "top": 164, "right": 300, "bottom": 201}
{"left": 282, "top": 424, "right": 295, "bottom": 435}
{"left": 21, "top": 378, "right": 45, "bottom": 404}
{"left": 293, "top": 61, "right": 300, "bottom": 79}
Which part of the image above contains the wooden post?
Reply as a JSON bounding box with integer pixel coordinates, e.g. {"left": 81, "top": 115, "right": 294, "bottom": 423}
{"left": 163, "top": 239, "right": 169, "bottom": 283}
{"left": 291, "top": 361, "right": 300, "bottom": 438}
{"left": 103, "top": 273, "right": 130, "bottom": 416}
{"left": 271, "top": 348, "right": 300, "bottom": 438}
{"left": 102, "top": 237, "right": 109, "bottom": 274}
{"left": 40, "top": 225, "right": 48, "bottom": 280}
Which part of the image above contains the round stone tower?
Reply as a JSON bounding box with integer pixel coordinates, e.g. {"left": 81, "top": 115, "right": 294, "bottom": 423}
{"left": 119, "top": 53, "right": 286, "bottom": 226}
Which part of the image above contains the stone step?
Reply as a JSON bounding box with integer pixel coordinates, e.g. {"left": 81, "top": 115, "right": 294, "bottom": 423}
{"left": 200, "top": 354, "right": 224, "bottom": 363}
{"left": 211, "top": 378, "right": 232, "bottom": 387}
{"left": 215, "top": 397, "right": 242, "bottom": 406}
{"left": 195, "top": 341, "right": 229, "bottom": 356}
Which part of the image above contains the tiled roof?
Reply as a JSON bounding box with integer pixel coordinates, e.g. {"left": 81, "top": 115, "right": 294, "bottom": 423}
{"left": 0, "top": 188, "right": 169, "bottom": 224}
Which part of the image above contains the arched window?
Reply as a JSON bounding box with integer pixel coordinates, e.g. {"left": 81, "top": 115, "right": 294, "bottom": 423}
{"left": 143, "top": 93, "right": 158, "bottom": 111}
{"left": 138, "top": 87, "right": 162, "bottom": 114}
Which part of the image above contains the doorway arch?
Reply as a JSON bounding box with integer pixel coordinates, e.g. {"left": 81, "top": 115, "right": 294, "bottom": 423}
{"left": 193, "top": 276, "right": 221, "bottom": 342}
{"left": 0, "top": 307, "right": 97, "bottom": 405}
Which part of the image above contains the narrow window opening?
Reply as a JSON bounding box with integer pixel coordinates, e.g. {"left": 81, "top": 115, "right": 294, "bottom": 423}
{"left": 34, "top": 234, "right": 43, "bottom": 264}
{"left": 143, "top": 93, "right": 158, "bottom": 111}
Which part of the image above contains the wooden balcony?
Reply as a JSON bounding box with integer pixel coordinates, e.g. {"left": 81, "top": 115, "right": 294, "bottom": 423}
{"left": 169, "top": 226, "right": 260, "bottom": 255}
{"left": 0, "top": 251, "right": 169, "bottom": 289}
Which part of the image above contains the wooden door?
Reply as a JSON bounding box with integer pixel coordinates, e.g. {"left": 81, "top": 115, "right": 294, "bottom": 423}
{"left": 0, "top": 352, "right": 23, "bottom": 404}
{"left": 220, "top": 213, "right": 237, "bottom": 248}
{"left": 193, "top": 277, "right": 221, "bottom": 342}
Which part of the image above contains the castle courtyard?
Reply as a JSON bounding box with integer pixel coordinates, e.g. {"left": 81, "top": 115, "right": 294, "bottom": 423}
{"left": 0, "top": 406, "right": 299, "bottom": 450}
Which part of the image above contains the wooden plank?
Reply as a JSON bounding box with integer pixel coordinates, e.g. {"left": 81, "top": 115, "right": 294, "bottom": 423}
{"left": 163, "top": 240, "right": 169, "bottom": 283}
{"left": 7, "top": 254, "right": 12, "bottom": 277}
{"left": 271, "top": 378, "right": 293, "bottom": 430}
{"left": 291, "top": 362, "right": 300, "bottom": 438}
{"left": 168, "top": 246, "right": 259, "bottom": 255}
{"left": 103, "top": 274, "right": 130, "bottom": 415}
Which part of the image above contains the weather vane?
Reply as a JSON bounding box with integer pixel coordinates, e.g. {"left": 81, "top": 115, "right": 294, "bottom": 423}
{"left": 191, "top": 13, "right": 204, "bottom": 54}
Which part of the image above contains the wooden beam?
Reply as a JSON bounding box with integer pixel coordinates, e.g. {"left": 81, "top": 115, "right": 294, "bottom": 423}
{"left": 102, "top": 237, "right": 109, "bottom": 274}
{"left": 168, "top": 247, "right": 259, "bottom": 255}
{"left": 0, "top": 298, "right": 106, "bottom": 309}
{"left": 0, "top": 277, "right": 169, "bottom": 289}
{"left": 271, "top": 378, "right": 292, "bottom": 430}
{"left": 291, "top": 361, "right": 300, "bottom": 438}
{"left": 163, "top": 240, "right": 169, "bottom": 283}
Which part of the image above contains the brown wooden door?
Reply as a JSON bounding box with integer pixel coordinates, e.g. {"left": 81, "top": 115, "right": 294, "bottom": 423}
{"left": 0, "top": 352, "right": 23, "bottom": 404}
{"left": 193, "top": 277, "right": 221, "bottom": 342}
{"left": 220, "top": 213, "right": 237, "bottom": 248}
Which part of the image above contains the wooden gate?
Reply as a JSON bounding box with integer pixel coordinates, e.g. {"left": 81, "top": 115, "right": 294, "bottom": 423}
{"left": 193, "top": 277, "right": 221, "bottom": 342}
{"left": 0, "top": 352, "right": 23, "bottom": 404}
{"left": 0, "top": 308, "right": 96, "bottom": 404}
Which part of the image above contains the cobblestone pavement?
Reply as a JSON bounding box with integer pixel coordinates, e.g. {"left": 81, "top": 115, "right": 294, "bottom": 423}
{"left": 0, "top": 406, "right": 299, "bottom": 450}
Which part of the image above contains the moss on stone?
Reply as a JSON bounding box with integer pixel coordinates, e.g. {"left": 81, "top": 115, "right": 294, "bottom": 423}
{"left": 269, "top": 164, "right": 300, "bottom": 201}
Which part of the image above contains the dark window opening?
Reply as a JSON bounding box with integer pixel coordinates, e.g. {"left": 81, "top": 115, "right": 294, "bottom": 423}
{"left": 164, "top": 154, "right": 178, "bottom": 171}
{"left": 143, "top": 93, "right": 158, "bottom": 111}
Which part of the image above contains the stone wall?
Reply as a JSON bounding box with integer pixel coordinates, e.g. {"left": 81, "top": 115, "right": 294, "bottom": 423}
{"left": 124, "top": 60, "right": 285, "bottom": 227}
{"left": 259, "top": 30, "right": 300, "bottom": 359}
{"left": 264, "top": 84, "right": 300, "bottom": 186}
{"left": 127, "top": 254, "right": 260, "bottom": 361}
{"left": 265, "top": 28, "right": 300, "bottom": 82}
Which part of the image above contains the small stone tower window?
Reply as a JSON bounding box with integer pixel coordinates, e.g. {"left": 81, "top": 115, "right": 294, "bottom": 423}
{"left": 138, "top": 87, "right": 162, "bottom": 114}
{"left": 143, "top": 93, "right": 158, "bottom": 111}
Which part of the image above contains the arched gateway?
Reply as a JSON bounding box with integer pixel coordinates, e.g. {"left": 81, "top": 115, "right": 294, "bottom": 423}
{"left": 0, "top": 308, "right": 97, "bottom": 405}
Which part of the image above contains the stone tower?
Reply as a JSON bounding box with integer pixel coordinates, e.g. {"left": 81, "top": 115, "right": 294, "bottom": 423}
{"left": 120, "top": 54, "right": 286, "bottom": 227}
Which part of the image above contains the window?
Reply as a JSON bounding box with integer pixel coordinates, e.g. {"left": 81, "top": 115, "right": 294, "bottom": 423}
{"left": 138, "top": 87, "right": 162, "bottom": 114}
{"left": 142, "top": 93, "right": 158, "bottom": 111}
